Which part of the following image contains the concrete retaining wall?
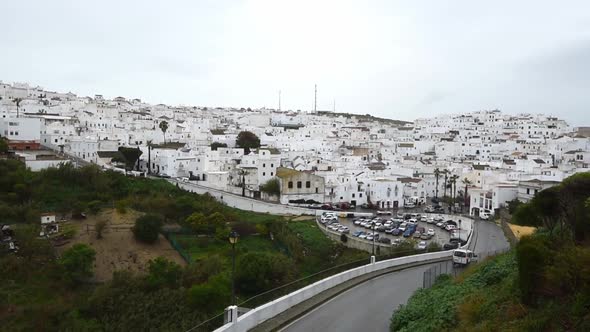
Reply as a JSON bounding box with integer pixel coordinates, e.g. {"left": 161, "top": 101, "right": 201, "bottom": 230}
{"left": 170, "top": 180, "right": 317, "bottom": 216}
{"left": 215, "top": 250, "right": 452, "bottom": 332}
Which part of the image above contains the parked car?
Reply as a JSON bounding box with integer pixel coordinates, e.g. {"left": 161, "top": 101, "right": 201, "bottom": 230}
{"left": 445, "top": 224, "right": 457, "bottom": 232}
{"left": 480, "top": 213, "right": 491, "bottom": 220}
{"left": 392, "top": 228, "right": 402, "bottom": 236}
{"left": 385, "top": 227, "right": 394, "bottom": 234}
{"left": 417, "top": 241, "right": 427, "bottom": 250}
{"left": 443, "top": 242, "right": 460, "bottom": 250}
{"left": 413, "top": 232, "right": 422, "bottom": 239}
{"left": 378, "top": 237, "right": 392, "bottom": 244}
{"left": 427, "top": 228, "right": 435, "bottom": 236}
{"left": 352, "top": 230, "right": 363, "bottom": 237}
{"left": 403, "top": 228, "right": 413, "bottom": 237}
{"left": 446, "top": 220, "right": 457, "bottom": 226}
{"left": 359, "top": 233, "right": 368, "bottom": 239}
{"left": 354, "top": 219, "right": 363, "bottom": 225}
{"left": 417, "top": 226, "right": 426, "bottom": 234}
{"left": 424, "top": 206, "right": 434, "bottom": 213}
{"left": 436, "top": 221, "right": 445, "bottom": 228}
{"left": 426, "top": 217, "right": 435, "bottom": 224}
{"left": 392, "top": 239, "right": 402, "bottom": 246}
{"left": 420, "top": 233, "right": 431, "bottom": 240}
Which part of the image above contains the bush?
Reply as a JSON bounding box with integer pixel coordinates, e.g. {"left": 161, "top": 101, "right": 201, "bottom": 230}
{"left": 236, "top": 252, "right": 295, "bottom": 294}
{"left": 146, "top": 257, "right": 182, "bottom": 289}
{"left": 95, "top": 220, "right": 107, "bottom": 239}
{"left": 260, "top": 178, "right": 280, "bottom": 196}
{"left": 516, "top": 235, "right": 549, "bottom": 305}
{"left": 187, "top": 274, "right": 231, "bottom": 313}
{"left": 87, "top": 200, "right": 102, "bottom": 215}
{"left": 133, "top": 214, "right": 163, "bottom": 244}
{"left": 340, "top": 233, "right": 348, "bottom": 243}
{"left": 59, "top": 243, "right": 96, "bottom": 283}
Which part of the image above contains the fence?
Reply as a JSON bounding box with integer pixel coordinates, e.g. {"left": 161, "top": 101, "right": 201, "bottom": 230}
{"left": 161, "top": 230, "right": 195, "bottom": 264}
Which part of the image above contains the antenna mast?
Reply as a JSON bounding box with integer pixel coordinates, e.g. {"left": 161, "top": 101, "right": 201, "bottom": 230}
{"left": 314, "top": 84, "right": 317, "bottom": 113}
{"left": 278, "top": 90, "right": 281, "bottom": 111}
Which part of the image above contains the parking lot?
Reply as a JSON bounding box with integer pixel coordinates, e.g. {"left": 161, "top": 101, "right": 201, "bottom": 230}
{"left": 320, "top": 211, "right": 473, "bottom": 249}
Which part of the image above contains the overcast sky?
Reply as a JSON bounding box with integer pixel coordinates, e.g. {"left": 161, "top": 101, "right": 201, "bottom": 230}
{"left": 2, "top": 1, "right": 589, "bottom": 125}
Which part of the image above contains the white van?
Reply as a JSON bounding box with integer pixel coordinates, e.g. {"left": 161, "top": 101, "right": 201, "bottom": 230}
{"left": 452, "top": 249, "right": 478, "bottom": 266}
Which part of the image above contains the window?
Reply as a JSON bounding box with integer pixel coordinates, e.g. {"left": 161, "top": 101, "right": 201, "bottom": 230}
{"left": 315, "top": 187, "right": 318, "bottom": 193}
{"left": 263, "top": 172, "right": 266, "bottom": 176}
{"left": 306, "top": 181, "right": 311, "bottom": 188}
{"left": 270, "top": 172, "right": 273, "bottom": 176}
{"left": 297, "top": 181, "right": 302, "bottom": 188}
{"left": 271, "top": 163, "right": 274, "bottom": 168}
{"left": 263, "top": 163, "right": 266, "bottom": 167}
{"left": 359, "top": 193, "right": 363, "bottom": 198}
{"left": 288, "top": 181, "right": 293, "bottom": 189}
{"left": 526, "top": 188, "right": 530, "bottom": 195}
{"left": 352, "top": 193, "right": 355, "bottom": 198}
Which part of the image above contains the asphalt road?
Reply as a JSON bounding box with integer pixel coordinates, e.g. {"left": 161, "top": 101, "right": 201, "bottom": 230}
{"left": 280, "top": 262, "right": 451, "bottom": 332}
{"left": 282, "top": 220, "right": 509, "bottom": 332}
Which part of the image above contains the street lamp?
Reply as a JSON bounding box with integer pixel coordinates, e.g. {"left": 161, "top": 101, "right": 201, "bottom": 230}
{"left": 229, "top": 230, "right": 240, "bottom": 306}
{"left": 371, "top": 221, "right": 375, "bottom": 256}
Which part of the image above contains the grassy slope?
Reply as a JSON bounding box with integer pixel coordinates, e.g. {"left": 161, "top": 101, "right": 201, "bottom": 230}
{"left": 390, "top": 248, "right": 589, "bottom": 332}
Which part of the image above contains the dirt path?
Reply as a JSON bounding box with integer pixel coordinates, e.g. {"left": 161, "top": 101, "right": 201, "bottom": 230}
{"left": 58, "top": 209, "right": 186, "bottom": 282}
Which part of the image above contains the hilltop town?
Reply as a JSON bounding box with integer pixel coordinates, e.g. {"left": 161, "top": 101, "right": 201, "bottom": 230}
{"left": 1, "top": 80, "right": 589, "bottom": 218}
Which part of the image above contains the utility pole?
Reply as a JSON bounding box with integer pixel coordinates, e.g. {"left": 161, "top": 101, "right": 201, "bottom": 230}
{"left": 333, "top": 98, "right": 336, "bottom": 112}
{"left": 278, "top": 90, "right": 281, "bottom": 111}
{"left": 314, "top": 84, "right": 317, "bottom": 113}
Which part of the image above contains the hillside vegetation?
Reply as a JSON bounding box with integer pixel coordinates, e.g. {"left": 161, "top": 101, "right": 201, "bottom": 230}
{"left": 390, "top": 172, "right": 590, "bottom": 331}
{"left": 0, "top": 160, "right": 368, "bottom": 331}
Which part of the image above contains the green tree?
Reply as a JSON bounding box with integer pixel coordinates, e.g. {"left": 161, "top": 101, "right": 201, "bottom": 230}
{"left": 236, "top": 252, "right": 294, "bottom": 294}
{"left": 14, "top": 97, "right": 23, "bottom": 117}
{"left": 159, "top": 121, "right": 169, "bottom": 143}
{"left": 434, "top": 168, "right": 440, "bottom": 199}
{"left": 0, "top": 137, "right": 8, "bottom": 154}
{"left": 260, "top": 178, "right": 280, "bottom": 196}
{"left": 118, "top": 147, "right": 143, "bottom": 170}
{"left": 132, "top": 214, "right": 163, "bottom": 244}
{"left": 516, "top": 235, "right": 548, "bottom": 305}
{"left": 59, "top": 243, "right": 96, "bottom": 283}
{"left": 210, "top": 142, "right": 227, "bottom": 151}
{"left": 235, "top": 131, "right": 260, "bottom": 154}
{"left": 146, "top": 257, "right": 182, "bottom": 289}
{"left": 185, "top": 212, "right": 209, "bottom": 233}
{"left": 187, "top": 274, "right": 231, "bottom": 313}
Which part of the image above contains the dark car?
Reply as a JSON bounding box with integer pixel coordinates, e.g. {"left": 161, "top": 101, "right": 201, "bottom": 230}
{"left": 377, "top": 226, "right": 387, "bottom": 232}
{"left": 434, "top": 206, "right": 444, "bottom": 212}
{"left": 450, "top": 238, "right": 468, "bottom": 246}
{"left": 446, "top": 220, "right": 457, "bottom": 226}
{"left": 378, "top": 238, "right": 392, "bottom": 244}
{"left": 321, "top": 204, "right": 333, "bottom": 210}
{"left": 443, "top": 242, "right": 460, "bottom": 250}
{"left": 392, "top": 228, "right": 402, "bottom": 236}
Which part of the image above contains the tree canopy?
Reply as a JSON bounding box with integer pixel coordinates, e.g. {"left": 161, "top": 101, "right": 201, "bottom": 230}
{"left": 117, "top": 147, "right": 143, "bottom": 170}
{"left": 236, "top": 131, "right": 260, "bottom": 154}
{"left": 133, "top": 214, "right": 163, "bottom": 244}
{"left": 210, "top": 142, "right": 228, "bottom": 151}
{"left": 159, "top": 121, "right": 169, "bottom": 143}
{"left": 59, "top": 243, "right": 96, "bottom": 283}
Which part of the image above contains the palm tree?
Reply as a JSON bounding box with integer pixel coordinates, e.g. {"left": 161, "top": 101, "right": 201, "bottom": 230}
{"left": 434, "top": 168, "right": 441, "bottom": 199}
{"left": 462, "top": 178, "right": 472, "bottom": 210}
{"left": 159, "top": 121, "right": 169, "bottom": 144}
{"left": 443, "top": 170, "right": 449, "bottom": 198}
{"left": 146, "top": 140, "right": 153, "bottom": 175}
{"left": 14, "top": 98, "right": 23, "bottom": 118}
{"left": 450, "top": 174, "right": 459, "bottom": 203}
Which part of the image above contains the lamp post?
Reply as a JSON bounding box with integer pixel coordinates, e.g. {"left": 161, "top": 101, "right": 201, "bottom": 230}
{"left": 371, "top": 221, "right": 375, "bottom": 256}
{"left": 229, "top": 230, "right": 239, "bottom": 306}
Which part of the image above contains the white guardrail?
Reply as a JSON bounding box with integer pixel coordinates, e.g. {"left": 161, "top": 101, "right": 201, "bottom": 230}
{"left": 214, "top": 250, "right": 453, "bottom": 332}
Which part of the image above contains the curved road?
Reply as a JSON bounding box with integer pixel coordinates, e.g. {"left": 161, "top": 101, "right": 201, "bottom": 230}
{"left": 281, "top": 220, "right": 509, "bottom": 332}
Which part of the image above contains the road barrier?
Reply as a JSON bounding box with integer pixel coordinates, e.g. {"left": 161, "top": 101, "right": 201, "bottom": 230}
{"left": 213, "top": 250, "right": 453, "bottom": 332}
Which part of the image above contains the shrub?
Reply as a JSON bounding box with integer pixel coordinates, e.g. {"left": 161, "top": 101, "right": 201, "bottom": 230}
{"left": 187, "top": 274, "right": 231, "bottom": 313}
{"left": 516, "top": 235, "right": 548, "bottom": 305}
{"left": 87, "top": 200, "right": 102, "bottom": 215}
{"left": 146, "top": 257, "right": 182, "bottom": 289}
{"left": 133, "top": 214, "right": 163, "bottom": 244}
{"left": 260, "top": 178, "right": 280, "bottom": 196}
{"left": 95, "top": 220, "right": 107, "bottom": 239}
{"left": 59, "top": 243, "right": 96, "bottom": 283}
